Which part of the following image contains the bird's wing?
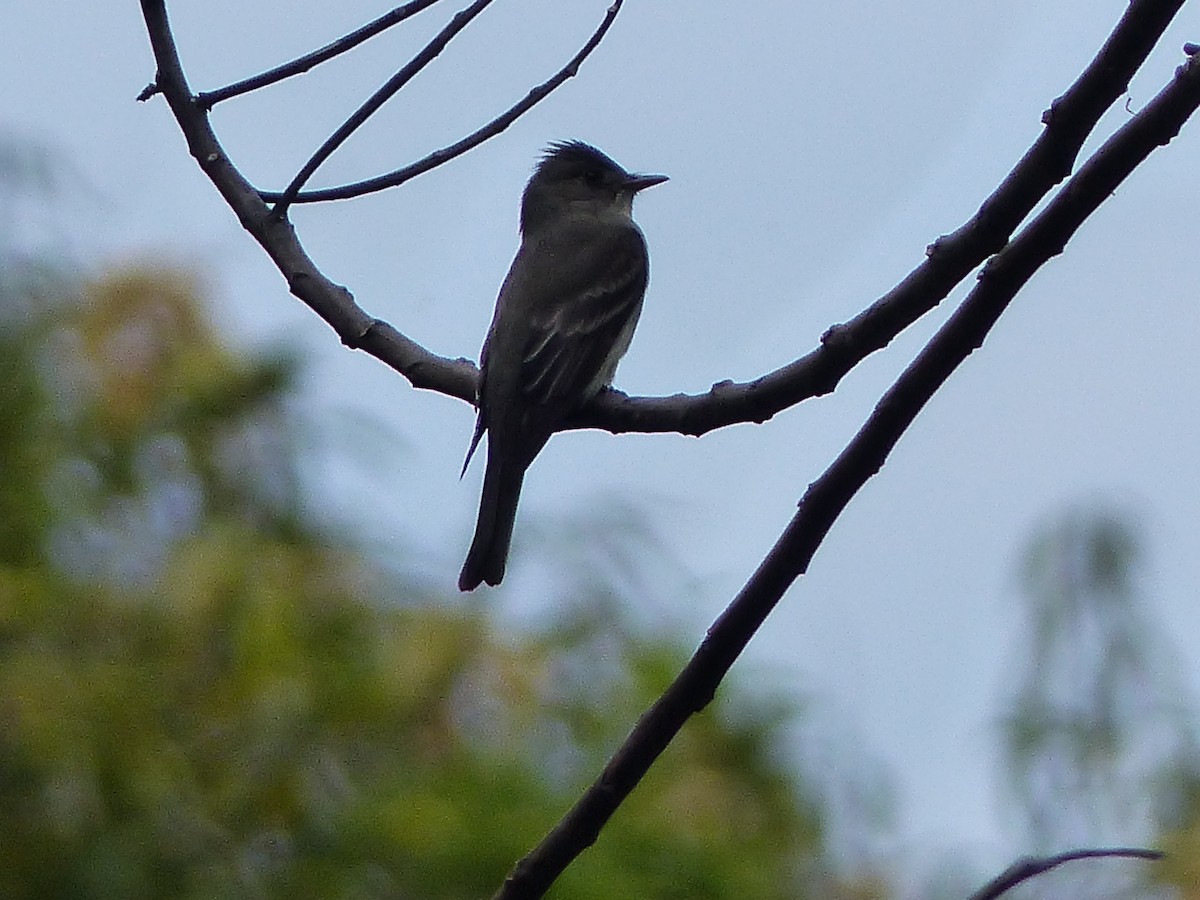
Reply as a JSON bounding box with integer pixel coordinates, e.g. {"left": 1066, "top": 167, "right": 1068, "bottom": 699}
{"left": 519, "top": 222, "right": 649, "bottom": 407}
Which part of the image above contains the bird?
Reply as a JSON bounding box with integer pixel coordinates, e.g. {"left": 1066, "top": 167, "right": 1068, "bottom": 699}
{"left": 458, "top": 140, "right": 667, "bottom": 591}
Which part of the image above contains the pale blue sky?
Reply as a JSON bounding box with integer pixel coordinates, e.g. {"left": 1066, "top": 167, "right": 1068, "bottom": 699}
{"left": 4, "top": 0, "right": 1200, "bottom": 881}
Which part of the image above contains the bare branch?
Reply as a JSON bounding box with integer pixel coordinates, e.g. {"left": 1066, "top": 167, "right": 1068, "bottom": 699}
{"left": 139, "top": 0, "right": 478, "bottom": 405}
{"left": 195, "top": 0, "right": 449, "bottom": 109}
{"left": 258, "top": 0, "right": 626, "bottom": 204}
{"left": 567, "top": 0, "right": 1191, "bottom": 437}
{"left": 968, "top": 848, "right": 1163, "bottom": 900}
{"left": 271, "top": 0, "right": 499, "bottom": 216}
{"left": 138, "top": 0, "right": 626, "bottom": 408}
{"left": 491, "top": 47, "right": 1200, "bottom": 900}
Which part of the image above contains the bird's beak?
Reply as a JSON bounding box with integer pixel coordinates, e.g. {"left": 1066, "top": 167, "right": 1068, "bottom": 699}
{"left": 623, "top": 172, "right": 668, "bottom": 193}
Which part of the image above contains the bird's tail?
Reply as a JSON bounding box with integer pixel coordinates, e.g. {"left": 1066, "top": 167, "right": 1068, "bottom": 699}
{"left": 458, "top": 453, "right": 525, "bottom": 591}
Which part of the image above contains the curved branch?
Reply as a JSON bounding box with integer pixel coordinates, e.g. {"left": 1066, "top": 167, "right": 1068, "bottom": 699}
{"left": 272, "top": 0, "right": 499, "bottom": 215}
{"left": 491, "top": 47, "right": 1200, "bottom": 900}
{"left": 195, "top": 0, "right": 449, "bottom": 110}
{"left": 258, "top": 0, "right": 626, "bottom": 204}
{"left": 139, "top": 0, "right": 478, "bottom": 405}
{"left": 969, "top": 848, "right": 1162, "bottom": 900}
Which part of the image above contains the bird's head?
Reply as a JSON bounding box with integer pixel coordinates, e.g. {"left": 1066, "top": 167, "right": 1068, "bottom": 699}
{"left": 520, "top": 140, "right": 666, "bottom": 233}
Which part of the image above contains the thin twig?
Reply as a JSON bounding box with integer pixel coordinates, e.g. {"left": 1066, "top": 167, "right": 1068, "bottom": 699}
{"left": 490, "top": 47, "right": 1200, "bottom": 900}
{"left": 968, "top": 848, "right": 1163, "bottom": 900}
{"left": 271, "top": 0, "right": 498, "bottom": 216}
{"left": 195, "top": 0, "right": 448, "bottom": 109}
{"left": 259, "top": 0, "right": 626, "bottom": 204}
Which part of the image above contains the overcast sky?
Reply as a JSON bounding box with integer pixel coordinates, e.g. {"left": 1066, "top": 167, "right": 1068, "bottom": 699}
{"left": 4, "top": 0, "right": 1200, "bottom": 881}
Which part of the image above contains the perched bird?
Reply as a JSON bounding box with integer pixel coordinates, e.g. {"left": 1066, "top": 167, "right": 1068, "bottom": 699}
{"left": 458, "top": 141, "right": 667, "bottom": 591}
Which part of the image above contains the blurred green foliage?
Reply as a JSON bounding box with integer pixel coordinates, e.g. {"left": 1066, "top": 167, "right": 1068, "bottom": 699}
{"left": 0, "top": 262, "right": 863, "bottom": 899}
{"left": 999, "top": 510, "right": 1200, "bottom": 896}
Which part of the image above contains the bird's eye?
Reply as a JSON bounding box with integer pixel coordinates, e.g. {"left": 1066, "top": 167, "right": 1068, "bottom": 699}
{"left": 581, "top": 168, "right": 604, "bottom": 188}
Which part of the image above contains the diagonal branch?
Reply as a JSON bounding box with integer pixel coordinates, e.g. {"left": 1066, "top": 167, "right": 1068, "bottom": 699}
{"left": 195, "top": 0, "right": 449, "bottom": 109}
{"left": 567, "top": 0, "right": 1190, "bottom": 437}
{"left": 140, "top": 0, "right": 480, "bottom": 406}
{"left": 258, "top": 0, "right": 627, "bottom": 204}
{"left": 491, "top": 46, "right": 1200, "bottom": 900}
{"left": 271, "top": 0, "right": 498, "bottom": 216}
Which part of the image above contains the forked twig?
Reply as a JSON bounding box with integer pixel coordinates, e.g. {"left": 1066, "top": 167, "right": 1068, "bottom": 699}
{"left": 259, "top": 0, "right": 626, "bottom": 205}
{"left": 140, "top": 0, "right": 479, "bottom": 405}
{"left": 271, "top": 0, "right": 498, "bottom": 215}
{"left": 138, "top": 0, "right": 626, "bottom": 408}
